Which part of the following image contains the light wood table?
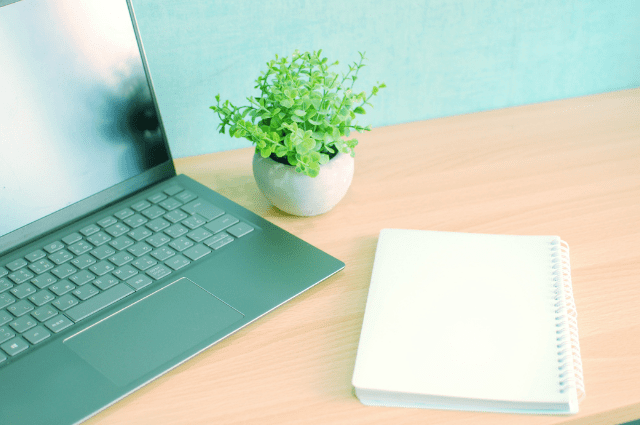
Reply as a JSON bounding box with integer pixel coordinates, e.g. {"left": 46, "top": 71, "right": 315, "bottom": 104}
{"left": 88, "top": 88, "right": 640, "bottom": 425}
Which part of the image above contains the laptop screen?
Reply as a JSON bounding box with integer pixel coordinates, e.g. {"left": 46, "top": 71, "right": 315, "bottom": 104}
{"left": 0, "top": 0, "right": 170, "bottom": 239}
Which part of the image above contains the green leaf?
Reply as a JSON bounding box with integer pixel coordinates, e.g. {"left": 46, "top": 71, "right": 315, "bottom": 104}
{"left": 354, "top": 106, "right": 366, "bottom": 114}
{"left": 281, "top": 99, "right": 294, "bottom": 108}
{"left": 291, "top": 115, "right": 304, "bottom": 123}
{"left": 293, "top": 109, "right": 306, "bottom": 117}
{"left": 318, "top": 153, "right": 330, "bottom": 165}
{"left": 307, "top": 163, "right": 320, "bottom": 177}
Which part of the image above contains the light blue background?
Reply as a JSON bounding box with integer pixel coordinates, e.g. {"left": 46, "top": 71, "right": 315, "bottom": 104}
{"left": 131, "top": 0, "right": 640, "bottom": 158}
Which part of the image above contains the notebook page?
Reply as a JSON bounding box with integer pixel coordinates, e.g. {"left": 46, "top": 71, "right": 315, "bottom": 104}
{"left": 355, "top": 230, "right": 567, "bottom": 404}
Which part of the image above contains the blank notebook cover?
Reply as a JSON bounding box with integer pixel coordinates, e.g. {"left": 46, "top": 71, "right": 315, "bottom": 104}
{"left": 352, "top": 229, "right": 585, "bottom": 414}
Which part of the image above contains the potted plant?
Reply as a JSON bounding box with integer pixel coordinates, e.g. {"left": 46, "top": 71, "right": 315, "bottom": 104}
{"left": 210, "top": 49, "right": 385, "bottom": 216}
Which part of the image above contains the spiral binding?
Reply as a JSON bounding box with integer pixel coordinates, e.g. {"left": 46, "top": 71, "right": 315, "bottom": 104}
{"left": 550, "top": 239, "right": 585, "bottom": 402}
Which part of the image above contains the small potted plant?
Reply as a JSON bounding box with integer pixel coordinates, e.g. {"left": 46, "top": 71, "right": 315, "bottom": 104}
{"left": 210, "top": 49, "right": 385, "bottom": 216}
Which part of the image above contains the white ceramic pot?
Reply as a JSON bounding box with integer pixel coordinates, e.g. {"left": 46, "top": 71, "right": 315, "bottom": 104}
{"left": 252, "top": 152, "right": 354, "bottom": 216}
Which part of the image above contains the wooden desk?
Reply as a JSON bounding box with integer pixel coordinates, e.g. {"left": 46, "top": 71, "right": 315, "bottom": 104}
{"left": 88, "top": 88, "right": 640, "bottom": 425}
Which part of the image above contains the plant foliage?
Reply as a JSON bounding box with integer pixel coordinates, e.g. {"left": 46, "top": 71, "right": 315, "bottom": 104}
{"left": 210, "top": 50, "right": 385, "bottom": 177}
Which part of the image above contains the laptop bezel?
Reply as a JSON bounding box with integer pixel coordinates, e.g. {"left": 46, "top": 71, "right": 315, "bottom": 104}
{"left": 0, "top": 0, "right": 176, "bottom": 256}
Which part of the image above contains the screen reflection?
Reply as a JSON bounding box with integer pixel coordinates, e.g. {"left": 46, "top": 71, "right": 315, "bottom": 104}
{"left": 0, "top": 0, "right": 169, "bottom": 237}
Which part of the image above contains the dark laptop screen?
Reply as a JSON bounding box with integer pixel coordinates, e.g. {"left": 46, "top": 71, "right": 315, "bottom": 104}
{"left": 0, "top": 0, "right": 170, "bottom": 238}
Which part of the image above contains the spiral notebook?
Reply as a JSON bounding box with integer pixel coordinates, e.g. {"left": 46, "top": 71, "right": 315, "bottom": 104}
{"left": 352, "top": 229, "right": 585, "bottom": 414}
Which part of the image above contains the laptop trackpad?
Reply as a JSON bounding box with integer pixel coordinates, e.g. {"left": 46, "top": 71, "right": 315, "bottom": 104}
{"left": 64, "top": 277, "right": 244, "bottom": 387}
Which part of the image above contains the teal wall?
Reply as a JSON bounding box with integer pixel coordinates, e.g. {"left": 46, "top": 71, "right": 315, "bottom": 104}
{"left": 131, "top": 0, "right": 640, "bottom": 159}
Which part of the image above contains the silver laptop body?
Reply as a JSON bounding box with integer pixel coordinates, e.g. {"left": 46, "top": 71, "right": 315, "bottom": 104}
{"left": 0, "top": 1, "right": 344, "bottom": 424}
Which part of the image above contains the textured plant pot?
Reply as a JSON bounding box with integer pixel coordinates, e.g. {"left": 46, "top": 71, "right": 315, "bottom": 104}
{"left": 252, "top": 152, "right": 354, "bottom": 216}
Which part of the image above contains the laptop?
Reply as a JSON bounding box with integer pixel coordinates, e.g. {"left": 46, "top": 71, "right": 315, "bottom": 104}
{"left": 0, "top": 1, "right": 345, "bottom": 424}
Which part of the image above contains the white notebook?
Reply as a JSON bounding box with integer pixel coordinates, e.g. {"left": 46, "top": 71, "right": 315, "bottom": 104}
{"left": 352, "top": 229, "right": 585, "bottom": 414}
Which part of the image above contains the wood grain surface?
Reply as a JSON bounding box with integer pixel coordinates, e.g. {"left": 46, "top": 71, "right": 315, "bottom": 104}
{"left": 87, "top": 88, "right": 640, "bottom": 425}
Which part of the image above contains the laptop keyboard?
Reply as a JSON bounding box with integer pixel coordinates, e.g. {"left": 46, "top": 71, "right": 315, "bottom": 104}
{"left": 0, "top": 183, "right": 254, "bottom": 364}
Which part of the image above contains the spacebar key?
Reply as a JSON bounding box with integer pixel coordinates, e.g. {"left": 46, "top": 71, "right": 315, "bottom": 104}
{"left": 66, "top": 284, "right": 134, "bottom": 322}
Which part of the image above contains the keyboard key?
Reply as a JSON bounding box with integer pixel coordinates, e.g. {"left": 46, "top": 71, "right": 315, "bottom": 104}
{"left": 0, "top": 351, "right": 5, "bottom": 365}
{"left": 131, "top": 200, "right": 151, "bottom": 212}
{"left": 61, "top": 232, "right": 83, "bottom": 245}
{"left": 112, "top": 265, "right": 138, "bottom": 280}
{"left": 227, "top": 222, "right": 254, "bottom": 238}
{"left": 89, "top": 260, "right": 115, "bottom": 276}
{"left": 168, "top": 237, "right": 194, "bottom": 252}
{"left": 159, "top": 197, "right": 182, "bottom": 211}
{"left": 72, "top": 284, "right": 100, "bottom": 301}
{"left": 131, "top": 255, "right": 157, "bottom": 271}
{"left": 79, "top": 224, "right": 100, "bottom": 236}
{"left": 31, "top": 305, "right": 58, "bottom": 322}
{"left": 25, "top": 249, "right": 47, "bottom": 262}
{"left": 141, "top": 205, "right": 166, "bottom": 219}
{"left": 51, "top": 264, "right": 77, "bottom": 279}
{"left": 8, "top": 269, "right": 35, "bottom": 284}
{"left": 65, "top": 284, "right": 134, "bottom": 322}
{"left": 68, "top": 270, "right": 96, "bottom": 286}
{"left": 23, "top": 326, "right": 51, "bottom": 345}
{"left": 183, "top": 244, "right": 212, "bottom": 261}
{"left": 127, "top": 242, "right": 153, "bottom": 257}
{"left": 97, "top": 216, "right": 118, "bottom": 228}
{"left": 90, "top": 245, "right": 116, "bottom": 260}
{"left": 31, "top": 272, "right": 57, "bottom": 289}
{"left": 146, "top": 264, "right": 172, "bottom": 280}
{"left": 114, "top": 208, "right": 134, "bottom": 220}
{"left": 11, "top": 283, "right": 37, "bottom": 299}
{"left": 165, "top": 224, "right": 189, "bottom": 239}
{"left": 10, "top": 315, "right": 37, "bottom": 333}
{"left": 163, "top": 184, "right": 183, "bottom": 196}
{"left": 0, "top": 327, "right": 16, "bottom": 344}
{"left": 93, "top": 275, "right": 120, "bottom": 291}
{"left": 150, "top": 247, "right": 175, "bottom": 261}
{"left": 109, "top": 235, "right": 135, "bottom": 251}
{"left": 186, "top": 228, "right": 213, "bottom": 243}
{"left": 105, "top": 223, "right": 131, "bottom": 238}
{"left": 109, "top": 251, "right": 135, "bottom": 267}
{"left": 28, "top": 289, "right": 55, "bottom": 307}
{"left": 146, "top": 233, "right": 170, "bottom": 248}
{"left": 165, "top": 255, "right": 190, "bottom": 271}
{"left": 0, "top": 279, "right": 12, "bottom": 293}
{"left": 87, "top": 232, "right": 111, "bottom": 246}
{"left": 204, "top": 233, "right": 234, "bottom": 250}
{"left": 204, "top": 214, "right": 239, "bottom": 234}
{"left": 123, "top": 214, "right": 148, "bottom": 228}
{"left": 0, "top": 310, "right": 12, "bottom": 326}
{"left": 6, "top": 259, "right": 27, "bottom": 272}
{"left": 67, "top": 240, "right": 93, "bottom": 256}
{"left": 1, "top": 336, "right": 29, "bottom": 356}
{"left": 52, "top": 294, "right": 79, "bottom": 311}
{"left": 44, "top": 315, "right": 73, "bottom": 333}
{"left": 128, "top": 227, "right": 153, "bottom": 241}
{"left": 49, "top": 280, "right": 76, "bottom": 296}
{"left": 181, "top": 199, "right": 224, "bottom": 221}
{"left": 126, "top": 275, "right": 153, "bottom": 291}
{"left": 164, "top": 209, "right": 188, "bottom": 224}
{"left": 7, "top": 299, "right": 34, "bottom": 317}
{"left": 43, "top": 241, "right": 65, "bottom": 254}
{"left": 0, "top": 268, "right": 7, "bottom": 278}
{"left": 71, "top": 254, "right": 97, "bottom": 269}
{"left": 48, "top": 250, "right": 74, "bottom": 265}
{"left": 28, "top": 259, "right": 54, "bottom": 274}
{"left": 0, "top": 293, "right": 16, "bottom": 309}
{"left": 147, "top": 192, "right": 168, "bottom": 204}
{"left": 182, "top": 214, "right": 207, "bottom": 229}
{"left": 174, "top": 190, "right": 197, "bottom": 203}
{"left": 146, "top": 218, "right": 170, "bottom": 232}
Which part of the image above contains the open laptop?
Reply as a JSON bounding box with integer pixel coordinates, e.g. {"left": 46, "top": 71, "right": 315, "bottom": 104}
{"left": 0, "top": 1, "right": 345, "bottom": 424}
